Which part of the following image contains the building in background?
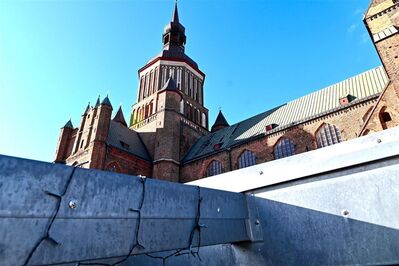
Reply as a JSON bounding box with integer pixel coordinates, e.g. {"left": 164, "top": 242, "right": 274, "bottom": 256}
{"left": 55, "top": 0, "right": 399, "bottom": 182}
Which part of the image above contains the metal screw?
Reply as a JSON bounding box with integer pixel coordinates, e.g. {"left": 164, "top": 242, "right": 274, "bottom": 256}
{"left": 377, "top": 139, "right": 382, "bottom": 143}
{"left": 255, "top": 219, "right": 260, "bottom": 225}
{"left": 217, "top": 208, "right": 220, "bottom": 213}
{"left": 68, "top": 200, "right": 78, "bottom": 209}
{"left": 341, "top": 209, "right": 349, "bottom": 217}
{"left": 259, "top": 171, "right": 264, "bottom": 175}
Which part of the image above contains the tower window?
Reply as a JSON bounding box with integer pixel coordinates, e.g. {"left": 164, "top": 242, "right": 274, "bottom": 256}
{"left": 164, "top": 35, "right": 169, "bottom": 44}
{"left": 274, "top": 138, "right": 295, "bottom": 159}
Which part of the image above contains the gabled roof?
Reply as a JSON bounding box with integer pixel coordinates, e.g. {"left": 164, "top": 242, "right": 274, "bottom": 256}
{"left": 112, "top": 106, "right": 127, "bottom": 127}
{"left": 182, "top": 66, "right": 389, "bottom": 163}
{"left": 107, "top": 121, "right": 151, "bottom": 161}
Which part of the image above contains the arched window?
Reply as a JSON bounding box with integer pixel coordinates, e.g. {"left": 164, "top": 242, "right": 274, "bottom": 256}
{"left": 205, "top": 160, "right": 223, "bottom": 177}
{"left": 379, "top": 106, "right": 392, "bottom": 130}
{"left": 180, "top": 100, "right": 184, "bottom": 114}
{"left": 316, "top": 123, "right": 342, "bottom": 148}
{"left": 274, "top": 138, "right": 295, "bottom": 159}
{"left": 201, "top": 113, "right": 206, "bottom": 128}
{"left": 144, "top": 104, "right": 149, "bottom": 119}
{"left": 238, "top": 150, "right": 256, "bottom": 169}
{"left": 149, "top": 101, "right": 154, "bottom": 116}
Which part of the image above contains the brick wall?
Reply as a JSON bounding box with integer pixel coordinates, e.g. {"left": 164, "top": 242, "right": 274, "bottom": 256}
{"left": 180, "top": 100, "right": 377, "bottom": 182}
{"left": 105, "top": 146, "right": 152, "bottom": 177}
{"left": 362, "top": 0, "right": 399, "bottom": 133}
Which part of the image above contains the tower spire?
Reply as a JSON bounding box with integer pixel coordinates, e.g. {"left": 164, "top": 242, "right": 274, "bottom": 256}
{"left": 162, "top": 0, "right": 186, "bottom": 52}
{"left": 172, "top": 0, "right": 179, "bottom": 23}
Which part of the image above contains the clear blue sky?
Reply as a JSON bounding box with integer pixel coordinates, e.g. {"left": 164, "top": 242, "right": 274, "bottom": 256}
{"left": 0, "top": 0, "right": 380, "bottom": 162}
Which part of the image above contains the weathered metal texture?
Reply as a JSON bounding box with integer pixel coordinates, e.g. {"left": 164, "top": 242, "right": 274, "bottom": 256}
{"left": 249, "top": 153, "right": 399, "bottom": 265}
{"left": 3, "top": 127, "right": 399, "bottom": 266}
{"left": 0, "top": 155, "right": 258, "bottom": 265}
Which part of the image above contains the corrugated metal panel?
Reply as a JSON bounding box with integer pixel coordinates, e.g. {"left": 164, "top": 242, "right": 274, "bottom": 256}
{"left": 182, "top": 66, "right": 388, "bottom": 163}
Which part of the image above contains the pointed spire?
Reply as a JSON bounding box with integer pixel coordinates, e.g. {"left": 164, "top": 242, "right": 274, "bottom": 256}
{"left": 101, "top": 95, "right": 112, "bottom": 107}
{"left": 83, "top": 102, "right": 90, "bottom": 115}
{"left": 211, "top": 110, "right": 230, "bottom": 132}
{"left": 172, "top": 0, "right": 179, "bottom": 23}
{"left": 63, "top": 119, "right": 74, "bottom": 129}
{"left": 94, "top": 96, "right": 100, "bottom": 108}
{"left": 162, "top": 0, "right": 186, "bottom": 51}
{"left": 112, "top": 106, "right": 127, "bottom": 127}
{"left": 161, "top": 77, "right": 178, "bottom": 91}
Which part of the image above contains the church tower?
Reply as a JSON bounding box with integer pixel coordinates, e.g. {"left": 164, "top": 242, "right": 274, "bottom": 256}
{"left": 361, "top": 0, "right": 399, "bottom": 133}
{"left": 130, "top": 2, "right": 209, "bottom": 181}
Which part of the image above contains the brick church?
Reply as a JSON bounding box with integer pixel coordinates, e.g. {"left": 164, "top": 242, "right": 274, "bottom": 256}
{"left": 55, "top": 0, "right": 399, "bottom": 183}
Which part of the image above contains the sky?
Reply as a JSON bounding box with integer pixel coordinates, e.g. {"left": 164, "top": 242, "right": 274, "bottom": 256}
{"left": 0, "top": 0, "right": 380, "bottom": 162}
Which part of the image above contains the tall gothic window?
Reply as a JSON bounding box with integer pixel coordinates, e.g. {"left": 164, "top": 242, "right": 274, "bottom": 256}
{"left": 274, "top": 138, "right": 295, "bottom": 159}
{"left": 201, "top": 113, "right": 206, "bottom": 128}
{"left": 316, "top": 123, "right": 342, "bottom": 148}
{"left": 205, "top": 160, "right": 223, "bottom": 177}
{"left": 238, "top": 150, "right": 256, "bottom": 169}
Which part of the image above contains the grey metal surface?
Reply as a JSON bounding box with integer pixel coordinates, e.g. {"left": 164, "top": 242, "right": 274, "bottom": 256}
{"left": 249, "top": 154, "right": 399, "bottom": 266}
{"left": 183, "top": 66, "right": 387, "bottom": 163}
{"left": 2, "top": 127, "right": 399, "bottom": 265}
{"left": 0, "top": 155, "right": 258, "bottom": 265}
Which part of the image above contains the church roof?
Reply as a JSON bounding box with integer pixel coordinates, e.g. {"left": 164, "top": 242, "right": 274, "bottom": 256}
{"left": 144, "top": 1, "right": 199, "bottom": 70}
{"left": 112, "top": 106, "right": 127, "bottom": 127}
{"left": 94, "top": 97, "right": 100, "bottom": 108}
{"left": 182, "top": 66, "right": 388, "bottom": 163}
{"left": 63, "top": 119, "right": 74, "bottom": 129}
{"left": 107, "top": 121, "right": 152, "bottom": 161}
{"left": 147, "top": 50, "right": 199, "bottom": 69}
{"left": 211, "top": 111, "right": 229, "bottom": 132}
{"left": 101, "top": 95, "right": 112, "bottom": 107}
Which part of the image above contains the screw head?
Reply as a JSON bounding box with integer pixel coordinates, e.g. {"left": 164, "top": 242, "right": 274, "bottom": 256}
{"left": 341, "top": 209, "right": 349, "bottom": 217}
{"left": 68, "top": 200, "right": 78, "bottom": 209}
{"left": 259, "top": 171, "right": 264, "bottom": 175}
{"left": 217, "top": 208, "right": 220, "bottom": 213}
{"left": 377, "top": 139, "right": 382, "bottom": 143}
{"left": 255, "top": 219, "right": 260, "bottom": 225}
